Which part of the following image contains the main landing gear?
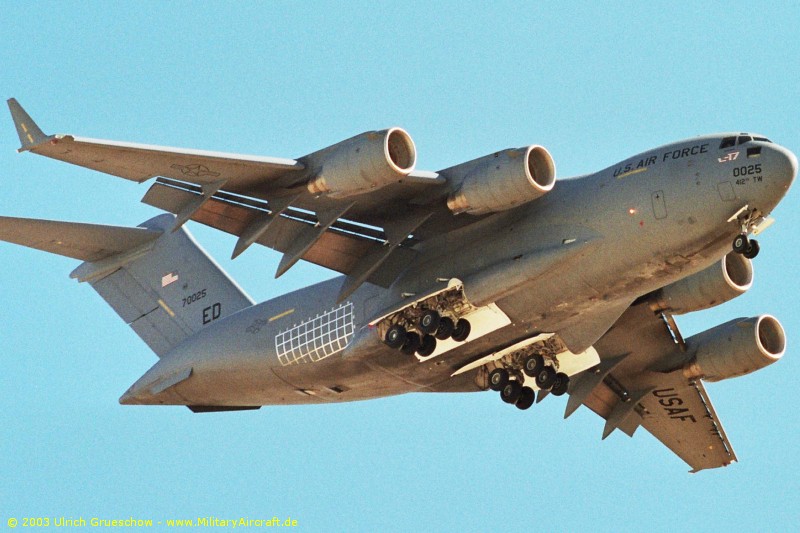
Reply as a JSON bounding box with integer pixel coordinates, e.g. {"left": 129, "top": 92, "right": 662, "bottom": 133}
{"left": 383, "top": 309, "right": 472, "bottom": 358}
{"left": 487, "top": 356, "right": 570, "bottom": 411}
{"left": 732, "top": 234, "right": 760, "bottom": 259}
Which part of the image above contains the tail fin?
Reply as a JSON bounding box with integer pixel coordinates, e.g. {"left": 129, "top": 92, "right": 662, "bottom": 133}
{"left": 0, "top": 213, "right": 254, "bottom": 356}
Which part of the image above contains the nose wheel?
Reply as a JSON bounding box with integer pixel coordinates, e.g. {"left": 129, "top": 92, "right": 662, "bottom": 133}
{"left": 732, "top": 234, "right": 760, "bottom": 259}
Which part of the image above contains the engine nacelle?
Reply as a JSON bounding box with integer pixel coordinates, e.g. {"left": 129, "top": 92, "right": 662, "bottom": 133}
{"left": 446, "top": 145, "right": 556, "bottom": 215}
{"left": 650, "top": 252, "right": 753, "bottom": 315}
{"left": 683, "top": 315, "right": 786, "bottom": 382}
{"left": 306, "top": 128, "right": 416, "bottom": 198}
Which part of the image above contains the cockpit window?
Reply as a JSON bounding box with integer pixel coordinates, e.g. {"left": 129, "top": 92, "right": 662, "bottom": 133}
{"left": 719, "top": 137, "right": 736, "bottom": 149}
{"left": 737, "top": 135, "right": 752, "bottom": 145}
{"left": 754, "top": 136, "right": 772, "bottom": 143}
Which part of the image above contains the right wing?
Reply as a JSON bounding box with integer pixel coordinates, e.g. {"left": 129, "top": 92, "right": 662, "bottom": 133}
{"left": 565, "top": 300, "right": 737, "bottom": 472}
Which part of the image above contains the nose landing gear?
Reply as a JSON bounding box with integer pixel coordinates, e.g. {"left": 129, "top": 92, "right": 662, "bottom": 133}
{"left": 732, "top": 234, "right": 760, "bottom": 259}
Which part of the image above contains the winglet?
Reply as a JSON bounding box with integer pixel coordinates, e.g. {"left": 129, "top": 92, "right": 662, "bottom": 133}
{"left": 7, "top": 98, "right": 49, "bottom": 152}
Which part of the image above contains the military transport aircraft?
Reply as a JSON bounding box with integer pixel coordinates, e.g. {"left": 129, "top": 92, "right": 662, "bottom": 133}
{"left": 2, "top": 99, "right": 796, "bottom": 471}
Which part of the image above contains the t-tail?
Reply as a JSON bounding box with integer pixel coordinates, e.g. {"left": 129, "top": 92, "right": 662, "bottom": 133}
{"left": 0, "top": 213, "right": 254, "bottom": 357}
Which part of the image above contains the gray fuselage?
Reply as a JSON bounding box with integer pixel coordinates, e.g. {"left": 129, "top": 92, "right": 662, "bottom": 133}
{"left": 120, "top": 134, "right": 796, "bottom": 407}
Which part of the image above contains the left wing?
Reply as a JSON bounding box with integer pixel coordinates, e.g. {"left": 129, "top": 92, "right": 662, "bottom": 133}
{"left": 8, "top": 98, "right": 306, "bottom": 189}
{"left": 565, "top": 300, "right": 737, "bottom": 472}
{"left": 8, "top": 99, "right": 457, "bottom": 298}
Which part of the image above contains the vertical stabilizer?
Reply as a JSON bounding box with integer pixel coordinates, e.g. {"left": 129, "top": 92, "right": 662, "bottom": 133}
{"left": 83, "top": 214, "right": 254, "bottom": 356}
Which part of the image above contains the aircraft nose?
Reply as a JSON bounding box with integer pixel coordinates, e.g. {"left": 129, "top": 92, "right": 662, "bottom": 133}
{"left": 773, "top": 145, "right": 797, "bottom": 192}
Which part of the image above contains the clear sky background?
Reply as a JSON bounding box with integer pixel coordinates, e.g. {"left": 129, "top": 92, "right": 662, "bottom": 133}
{"left": 1, "top": 2, "right": 799, "bottom": 532}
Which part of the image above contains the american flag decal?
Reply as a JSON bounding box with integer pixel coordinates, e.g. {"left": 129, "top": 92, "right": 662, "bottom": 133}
{"left": 161, "top": 272, "right": 179, "bottom": 287}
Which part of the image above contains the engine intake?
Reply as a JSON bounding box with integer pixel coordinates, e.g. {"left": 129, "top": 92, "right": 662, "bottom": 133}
{"left": 683, "top": 315, "right": 786, "bottom": 382}
{"left": 307, "top": 128, "right": 416, "bottom": 198}
{"left": 446, "top": 145, "right": 556, "bottom": 215}
{"left": 650, "top": 252, "right": 753, "bottom": 315}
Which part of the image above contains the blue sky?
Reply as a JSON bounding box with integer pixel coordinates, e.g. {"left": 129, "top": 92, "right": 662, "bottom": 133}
{"left": 1, "top": 2, "right": 799, "bottom": 531}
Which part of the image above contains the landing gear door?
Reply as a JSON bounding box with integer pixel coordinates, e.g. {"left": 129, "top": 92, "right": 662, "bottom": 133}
{"left": 652, "top": 190, "right": 667, "bottom": 220}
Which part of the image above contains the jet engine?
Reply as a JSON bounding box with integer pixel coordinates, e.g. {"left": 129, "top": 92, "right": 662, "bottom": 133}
{"left": 306, "top": 128, "right": 416, "bottom": 198}
{"left": 446, "top": 145, "right": 556, "bottom": 215}
{"left": 682, "top": 315, "right": 786, "bottom": 382}
{"left": 649, "top": 252, "right": 753, "bottom": 315}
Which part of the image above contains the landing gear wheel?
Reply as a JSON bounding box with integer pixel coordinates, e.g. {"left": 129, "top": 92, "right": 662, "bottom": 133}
{"left": 435, "top": 316, "right": 455, "bottom": 340}
{"left": 416, "top": 334, "right": 437, "bottom": 357}
{"left": 515, "top": 386, "right": 535, "bottom": 410}
{"left": 732, "top": 234, "right": 749, "bottom": 254}
{"left": 535, "top": 366, "right": 557, "bottom": 389}
{"left": 451, "top": 319, "right": 472, "bottom": 342}
{"left": 488, "top": 368, "right": 510, "bottom": 391}
{"left": 384, "top": 324, "right": 407, "bottom": 349}
{"left": 401, "top": 332, "right": 421, "bottom": 355}
{"left": 743, "top": 239, "right": 760, "bottom": 259}
{"left": 522, "top": 353, "right": 545, "bottom": 377}
{"left": 551, "top": 372, "right": 570, "bottom": 396}
{"left": 418, "top": 309, "right": 441, "bottom": 335}
{"left": 500, "top": 380, "right": 523, "bottom": 404}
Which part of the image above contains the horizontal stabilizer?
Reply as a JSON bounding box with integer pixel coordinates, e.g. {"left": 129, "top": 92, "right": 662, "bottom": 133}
{"left": 7, "top": 98, "right": 49, "bottom": 151}
{"left": 0, "top": 216, "right": 162, "bottom": 262}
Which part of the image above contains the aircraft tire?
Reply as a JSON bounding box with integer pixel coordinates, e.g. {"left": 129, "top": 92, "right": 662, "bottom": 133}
{"left": 488, "top": 368, "right": 510, "bottom": 391}
{"left": 451, "top": 319, "right": 472, "bottom": 342}
{"left": 418, "top": 310, "right": 441, "bottom": 335}
{"left": 401, "top": 332, "right": 422, "bottom": 355}
{"left": 435, "top": 316, "right": 455, "bottom": 340}
{"left": 743, "top": 239, "right": 760, "bottom": 259}
{"left": 384, "top": 324, "right": 407, "bottom": 349}
{"left": 417, "top": 334, "right": 437, "bottom": 357}
{"left": 732, "top": 234, "right": 749, "bottom": 254}
{"left": 500, "top": 380, "right": 523, "bottom": 404}
{"left": 535, "top": 366, "right": 557, "bottom": 389}
{"left": 551, "top": 372, "right": 570, "bottom": 396}
{"left": 515, "top": 387, "right": 535, "bottom": 410}
{"left": 522, "top": 353, "right": 545, "bottom": 377}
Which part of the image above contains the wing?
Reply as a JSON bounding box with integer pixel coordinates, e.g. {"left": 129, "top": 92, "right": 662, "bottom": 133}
{"left": 564, "top": 300, "right": 737, "bottom": 472}
{"left": 8, "top": 99, "right": 305, "bottom": 189}
{"left": 8, "top": 99, "right": 458, "bottom": 299}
